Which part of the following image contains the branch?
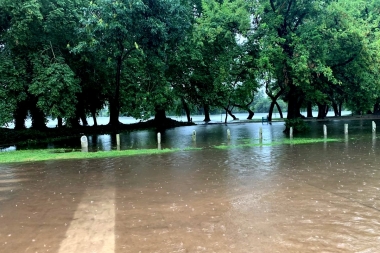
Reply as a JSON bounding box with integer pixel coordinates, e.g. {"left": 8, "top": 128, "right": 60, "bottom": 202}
{"left": 270, "top": 0, "right": 276, "bottom": 12}
{"left": 331, "top": 55, "right": 357, "bottom": 69}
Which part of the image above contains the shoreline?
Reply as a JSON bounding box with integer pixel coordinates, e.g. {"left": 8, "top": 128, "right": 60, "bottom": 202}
{"left": 1, "top": 114, "right": 379, "bottom": 148}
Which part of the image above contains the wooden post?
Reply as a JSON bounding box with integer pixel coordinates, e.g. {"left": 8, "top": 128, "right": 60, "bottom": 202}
{"left": 289, "top": 127, "right": 293, "bottom": 138}
{"left": 157, "top": 132, "right": 161, "bottom": 144}
{"left": 372, "top": 121, "right": 376, "bottom": 133}
{"left": 344, "top": 124, "right": 348, "bottom": 135}
{"left": 323, "top": 125, "right": 327, "bottom": 137}
{"left": 192, "top": 130, "right": 196, "bottom": 141}
{"left": 116, "top": 134, "right": 120, "bottom": 146}
{"left": 80, "top": 135, "right": 88, "bottom": 152}
{"left": 227, "top": 129, "right": 231, "bottom": 140}
{"left": 259, "top": 127, "right": 263, "bottom": 140}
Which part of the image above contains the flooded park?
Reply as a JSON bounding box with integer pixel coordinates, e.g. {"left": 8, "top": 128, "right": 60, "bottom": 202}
{"left": 1, "top": 118, "right": 380, "bottom": 252}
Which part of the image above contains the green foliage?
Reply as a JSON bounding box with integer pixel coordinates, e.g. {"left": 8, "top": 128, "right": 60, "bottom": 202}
{"left": 284, "top": 118, "right": 310, "bottom": 133}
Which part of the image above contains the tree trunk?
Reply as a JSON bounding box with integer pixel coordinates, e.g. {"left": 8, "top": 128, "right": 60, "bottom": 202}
{"left": 108, "top": 56, "right": 122, "bottom": 126}
{"left": 68, "top": 116, "right": 80, "bottom": 128}
{"left": 203, "top": 104, "right": 211, "bottom": 122}
{"left": 247, "top": 108, "right": 254, "bottom": 120}
{"left": 223, "top": 107, "right": 238, "bottom": 120}
{"left": 91, "top": 110, "right": 98, "bottom": 126}
{"left": 181, "top": 97, "right": 191, "bottom": 122}
{"left": 154, "top": 108, "right": 167, "bottom": 126}
{"left": 332, "top": 102, "right": 339, "bottom": 116}
{"left": 317, "top": 103, "right": 328, "bottom": 119}
{"left": 373, "top": 102, "right": 380, "bottom": 114}
{"left": 57, "top": 117, "right": 63, "bottom": 128}
{"left": 268, "top": 101, "right": 275, "bottom": 121}
{"left": 80, "top": 112, "right": 88, "bottom": 126}
{"left": 30, "top": 105, "right": 46, "bottom": 130}
{"left": 307, "top": 102, "right": 313, "bottom": 118}
{"left": 275, "top": 102, "right": 284, "bottom": 118}
{"left": 287, "top": 91, "right": 299, "bottom": 119}
{"left": 13, "top": 102, "right": 28, "bottom": 130}
{"left": 338, "top": 103, "right": 342, "bottom": 116}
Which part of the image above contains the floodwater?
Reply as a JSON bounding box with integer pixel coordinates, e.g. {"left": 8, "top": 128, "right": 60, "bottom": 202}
{"left": 1, "top": 120, "right": 380, "bottom": 252}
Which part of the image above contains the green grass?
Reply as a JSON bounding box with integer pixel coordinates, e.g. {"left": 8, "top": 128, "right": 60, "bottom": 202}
{"left": 0, "top": 138, "right": 341, "bottom": 164}
{"left": 0, "top": 148, "right": 197, "bottom": 164}
{"left": 214, "top": 137, "right": 340, "bottom": 149}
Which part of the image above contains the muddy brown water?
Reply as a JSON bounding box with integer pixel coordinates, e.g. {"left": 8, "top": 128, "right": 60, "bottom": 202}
{"left": 1, "top": 121, "right": 380, "bottom": 252}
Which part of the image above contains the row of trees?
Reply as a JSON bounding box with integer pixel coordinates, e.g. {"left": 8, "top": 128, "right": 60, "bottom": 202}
{"left": 1, "top": 0, "right": 380, "bottom": 130}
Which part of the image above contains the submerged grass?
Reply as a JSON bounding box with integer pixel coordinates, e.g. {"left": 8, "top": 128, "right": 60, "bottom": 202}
{"left": 0, "top": 138, "right": 340, "bottom": 164}
{"left": 214, "top": 137, "right": 341, "bottom": 149}
{"left": 0, "top": 148, "right": 197, "bottom": 164}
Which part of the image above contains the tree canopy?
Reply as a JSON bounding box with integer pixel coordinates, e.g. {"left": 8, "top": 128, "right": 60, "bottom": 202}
{"left": 1, "top": 0, "right": 380, "bottom": 129}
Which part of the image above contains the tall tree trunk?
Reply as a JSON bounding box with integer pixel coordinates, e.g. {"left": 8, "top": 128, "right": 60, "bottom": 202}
{"left": 287, "top": 91, "right": 299, "bottom": 119}
{"left": 275, "top": 102, "right": 284, "bottom": 118}
{"left": 307, "top": 102, "right": 313, "bottom": 117}
{"left": 338, "top": 103, "right": 342, "bottom": 116}
{"left": 80, "top": 112, "right": 88, "bottom": 126}
{"left": 268, "top": 101, "right": 275, "bottom": 121}
{"left": 57, "top": 117, "right": 63, "bottom": 128}
{"left": 181, "top": 97, "right": 191, "bottom": 122}
{"left": 30, "top": 103, "right": 46, "bottom": 130}
{"left": 332, "top": 102, "right": 339, "bottom": 116}
{"left": 108, "top": 56, "right": 122, "bottom": 126}
{"left": 317, "top": 103, "right": 328, "bottom": 119}
{"left": 13, "top": 102, "right": 28, "bottom": 130}
{"left": 373, "top": 102, "right": 380, "bottom": 114}
{"left": 223, "top": 107, "right": 238, "bottom": 120}
{"left": 154, "top": 107, "right": 167, "bottom": 125}
{"left": 91, "top": 109, "right": 98, "bottom": 126}
{"left": 203, "top": 104, "right": 211, "bottom": 122}
{"left": 247, "top": 108, "right": 254, "bottom": 119}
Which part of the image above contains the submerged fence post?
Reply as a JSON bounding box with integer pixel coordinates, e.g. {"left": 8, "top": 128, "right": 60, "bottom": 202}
{"left": 157, "top": 132, "right": 161, "bottom": 144}
{"left": 372, "top": 121, "right": 376, "bottom": 133}
{"left": 344, "top": 124, "right": 348, "bottom": 135}
{"left": 192, "top": 130, "right": 196, "bottom": 141}
{"left": 259, "top": 127, "right": 263, "bottom": 140}
{"left": 227, "top": 129, "right": 231, "bottom": 140}
{"left": 80, "top": 135, "right": 88, "bottom": 152}
{"left": 323, "top": 125, "right": 327, "bottom": 137}
{"left": 289, "top": 127, "right": 293, "bottom": 138}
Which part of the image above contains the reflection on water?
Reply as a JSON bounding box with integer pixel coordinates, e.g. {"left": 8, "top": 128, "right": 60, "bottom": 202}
{"left": 3, "top": 118, "right": 380, "bottom": 152}
{"left": 1, "top": 128, "right": 380, "bottom": 251}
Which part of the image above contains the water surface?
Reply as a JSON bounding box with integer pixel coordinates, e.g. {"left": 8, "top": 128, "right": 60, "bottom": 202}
{"left": 1, "top": 121, "right": 380, "bottom": 252}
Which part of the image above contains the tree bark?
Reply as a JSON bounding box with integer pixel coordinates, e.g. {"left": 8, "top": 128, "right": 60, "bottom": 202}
{"left": 317, "top": 103, "right": 328, "bottom": 119}
{"left": 154, "top": 108, "right": 167, "bottom": 125}
{"left": 307, "top": 102, "right": 313, "bottom": 118}
{"left": 108, "top": 56, "right": 122, "bottom": 126}
{"left": 332, "top": 102, "right": 339, "bottom": 117}
{"left": 91, "top": 109, "right": 98, "bottom": 126}
{"left": 30, "top": 103, "right": 46, "bottom": 130}
{"left": 223, "top": 107, "right": 238, "bottom": 120}
{"left": 247, "top": 108, "right": 254, "bottom": 119}
{"left": 268, "top": 101, "right": 275, "bottom": 121}
{"left": 181, "top": 97, "right": 191, "bottom": 122}
{"left": 286, "top": 91, "right": 299, "bottom": 119}
{"left": 57, "top": 117, "right": 63, "bottom": 128}
{"left": 275, "top": 102, "right": 284, "bottom": 118}
{"left": 13, "top": 102, "right": 28, "bottom": 130}
{"left": 203, "top": 104, "right": 211, "bottom": 122}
